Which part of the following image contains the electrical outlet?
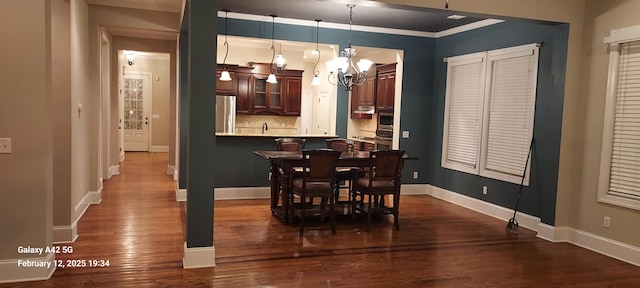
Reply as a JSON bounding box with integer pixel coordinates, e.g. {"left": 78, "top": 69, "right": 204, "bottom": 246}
{"left": 0, "top": 138, "right": 11, "bottom": 153}
{"left": 482, "top": 186, "right": 488, "bottom": 195}
{"left": 603, "top": 216, "right": 610, "bottom": 228}
{"left": 413, "top": 171, "right": 418, "bottom": 179}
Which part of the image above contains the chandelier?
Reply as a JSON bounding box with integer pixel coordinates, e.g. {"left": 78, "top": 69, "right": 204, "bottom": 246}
{"left": 326, "top": 4, "right": 373, "bottom": 91}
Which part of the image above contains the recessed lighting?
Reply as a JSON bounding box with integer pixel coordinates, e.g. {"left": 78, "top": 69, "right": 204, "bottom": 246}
{"left": 447, "top": 15, "right": 466, "bottom": 20}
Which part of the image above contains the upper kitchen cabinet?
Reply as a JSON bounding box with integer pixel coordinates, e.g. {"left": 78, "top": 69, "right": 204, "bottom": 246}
{"left": 216, "top": 64, "right": 253, "bottom": 114}
{"left": 350, "top": 68, "right": 377, "bottom": 118}
{"left": 282, "top": 76, "right": 302, "bottom": 116}
{"left": 235, "top": 66, "right": 253, "bottom": 114}
{"left": 216, "top": 64, "right": 238, "bottom": 95}
{"left": 376, "top": 63, "right": 396, "bottom": 113}
{"left": 250, "top": 63, "right": 303, "bottom": 116}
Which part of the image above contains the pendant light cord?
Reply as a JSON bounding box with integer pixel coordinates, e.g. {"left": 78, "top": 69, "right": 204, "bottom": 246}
{"left": 222, "top": 10, "right": 229, "bottom": 66}
{"left": 270, "top": 14, "right": 277, "bottom": 74}
{"left": 313, "top": 20, "right": 321, "bottom": 77}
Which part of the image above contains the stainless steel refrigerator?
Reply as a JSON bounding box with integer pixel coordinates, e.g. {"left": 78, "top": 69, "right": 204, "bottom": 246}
{"left": 215, "top": 95, "right": 236, "bottom": 133}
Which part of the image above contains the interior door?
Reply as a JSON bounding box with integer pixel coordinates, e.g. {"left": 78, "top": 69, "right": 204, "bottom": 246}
{"left": 314, "top": 91, "right": 330, "bottom": 134}
{"left": 123, "top": 73, "right": 150, "bottom": 151}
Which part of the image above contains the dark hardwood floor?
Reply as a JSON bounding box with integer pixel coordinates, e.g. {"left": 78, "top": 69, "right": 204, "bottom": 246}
{"left": 5, "top": 152, "right": 640, "bottom": 287}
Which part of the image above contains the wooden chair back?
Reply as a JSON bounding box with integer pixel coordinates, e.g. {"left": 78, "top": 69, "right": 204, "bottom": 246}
{"left": 325, "top": 138, "right": 355, "bottom": 152}
{"left": 275, "top": 138, "right": 306, "bottom": 152}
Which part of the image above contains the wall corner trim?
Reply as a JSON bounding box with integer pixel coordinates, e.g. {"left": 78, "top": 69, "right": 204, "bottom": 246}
{"left": 176, "top": 188, "right": 187, "bottom": 202}
{"left": 0, "top": 252, "right": 55, "bottom": 284}
{"left": 183, "top": 242, "right": 215, "bottom": 269}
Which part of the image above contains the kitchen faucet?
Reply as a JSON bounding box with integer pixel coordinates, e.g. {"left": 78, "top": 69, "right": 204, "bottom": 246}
{"left": 262, "top": 122, "right": 268, "bottom": 134}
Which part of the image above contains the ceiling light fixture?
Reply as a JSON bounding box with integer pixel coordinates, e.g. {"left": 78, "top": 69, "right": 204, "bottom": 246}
{"left": 267, "top": 14, "right": 278, "bottom": 84}
{"left": 219, "top": 9, "right": 232, "bottom": 81}
{"left": 125, "top": 51, "right": 135, "bottom": 66}
{"left": 311, "top": 19, "right": 322, "bottom": 86}
{"left": 275, "top": 42, "right": 287, "bottom": 71}
{"left": 325, "top": 5, "right": 373, "bottom": 91}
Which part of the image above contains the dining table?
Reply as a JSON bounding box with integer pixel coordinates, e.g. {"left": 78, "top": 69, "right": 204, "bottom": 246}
{"left": 254, "top": 150, "right": 417, "bottom": 223}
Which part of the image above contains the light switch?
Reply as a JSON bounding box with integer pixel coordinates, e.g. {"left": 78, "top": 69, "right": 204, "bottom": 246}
{"left": 152, "top": 114, "right": 160, "bottom": 119}
{"left": 0, "top": 138, "right": 12, "bottom": 153}
{"left": 402, "top": 130, "right": 410, "bottom": 138}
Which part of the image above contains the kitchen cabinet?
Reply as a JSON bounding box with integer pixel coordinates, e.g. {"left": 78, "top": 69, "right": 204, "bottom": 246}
{"left": 235, "top": 67, "right": 253, "bottom": 114}
{"left": 216, "top": 70, "right": 235, "bottom": 95}
{"left": 376, "top": 63, "right": 396, "bottom": 113}
{"left": 216, "top": 65, "right": 253, "bottom": 114}
{"left": 216, "top": 63, "right": 303, "bottom": 116}
{"left": 282, "top": 76, "right": 302, "bottom": 116}
{"left": 249, "top": 63, "right": 303, "bottom": 116}
{"left": 350, "top": 68, "right": 377, "bottom": 118}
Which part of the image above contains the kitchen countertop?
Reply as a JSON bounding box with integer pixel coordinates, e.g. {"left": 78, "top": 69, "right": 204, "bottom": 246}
{"left": 216, "top": 132, "right": 338, "bottom": 138}
{"left": 350, "top": 136, "right": 376, "bottom": 144}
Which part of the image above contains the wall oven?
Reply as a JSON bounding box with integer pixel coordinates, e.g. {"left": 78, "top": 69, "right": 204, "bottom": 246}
{"left": 375, "top": 129, "right": 393, "bottom": 151}
{"left": 378, "top": 112, "right": 394, "bottom": 131}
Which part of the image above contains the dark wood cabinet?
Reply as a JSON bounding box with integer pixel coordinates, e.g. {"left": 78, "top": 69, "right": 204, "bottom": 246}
{"left": 215, "top": 63, "right": 303, "bottom": 116}
{"left": 376, "top": 63, "right": 396, "bottom": 113}
{"left": 249, "top": 63, "right": 303, "bottom": 116}
{"left": 215, "top": 70, "right": 235, "bottom": 95}
{"left": 252, "top": 74, "right": 283, "bottom": 114}
{"left": 282, "top": 76, "right": 302, "bottom": 116}
{"left": 350, "top": 68, "right": 377, "bottom": 118}
{"left": 235, "top": 67, "right": 253, "bottom": 114}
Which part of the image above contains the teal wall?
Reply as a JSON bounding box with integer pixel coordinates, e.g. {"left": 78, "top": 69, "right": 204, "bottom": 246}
{"left": 430, "top": 22, "right": 569, "bottom": 225}
{"left": 180, "top": 16, "right": 569, "bottom": 226}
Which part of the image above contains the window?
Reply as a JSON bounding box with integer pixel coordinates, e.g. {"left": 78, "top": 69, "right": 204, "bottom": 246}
{"left": 598, "top": 25, "right": 640, "bottom": 210}
{"left": 442, "top": 44, "right": 539, "bottom": 185}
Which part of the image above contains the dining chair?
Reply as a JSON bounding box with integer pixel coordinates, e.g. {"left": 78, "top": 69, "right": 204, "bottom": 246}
{"left": 351, "top": 150, "right": 405, "bottom": 232}
{"left": 289, "top": 149, "right": 342, "bottom": 237}
{"left": 275, "top": 138, "right": 306, "bottom": 152}
{"left": 325, "top": 138, "right": 362, "bottom": 210}
{"left": 273, "top": 138, "right": 307, "bottom": 220}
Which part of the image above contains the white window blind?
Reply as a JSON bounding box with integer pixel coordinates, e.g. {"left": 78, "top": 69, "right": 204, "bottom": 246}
{"left": 442, "top": 54, "right": 485, "bottom": 174}
{"left": 480, "top": 48, "right": 538, "bottom": 184}
{"left": 609, "top": 40, "right": 640, "bottom": 201}
{"left": 441, "top": 44, "right": 539, "bottom": 185}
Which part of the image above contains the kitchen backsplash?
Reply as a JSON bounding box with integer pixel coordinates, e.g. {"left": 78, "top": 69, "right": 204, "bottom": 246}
{"left": 236, "top": 114, "right": 300, "bottom": 135}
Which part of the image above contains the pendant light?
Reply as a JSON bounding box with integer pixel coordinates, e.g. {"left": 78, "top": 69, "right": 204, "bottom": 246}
{"left": 275, "top": 43, "right": 287, "bottom": 71}
{"left": 266, "top": 14, "right": 278, "bottom": 84}
{"left": 326, "top": 5, "right": 373, "bottom": 91}
{"left": 311, "top": 20, "right": 322, "bottom": 86}
{"left": 219, "top": 9, "right": 232, "bottom": 81}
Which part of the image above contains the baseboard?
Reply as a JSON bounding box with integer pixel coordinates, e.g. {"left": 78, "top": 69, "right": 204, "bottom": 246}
{"left": 176, "top": 188, "right": 186, "bottom": 202}
{"left": 400, "top": 184, "right": 430, "bottom": 195}
{"left": 183, "top": 242, "right": 215, "bottom": 269}
{"left": 109, "top": 165, "right": 120, "bottom": 176}
{"left": 0, "top": 252, "right": 55, "bottom": 284}
{"left": 150, "top": 146, "right": 169, "bottom": 153}
{"left": 167, "top": 165, "right": 176, "bottom": 176}
{"left": 426, "top": 184, "right": 640, "bottom": 268}
{"left": 547, "top": 226, "right": 640, "bottom": 267}
{"left": 214, "top": 187, "right": 270, "bottom": 200}
{"left": 53, "top": 190, "right": 102, "bottom": 244}
{"left": 427, "top": 185, "right": 541, "bottom": 231}
{"left": 52, "top": 224, "right": 78, "bottom": 244}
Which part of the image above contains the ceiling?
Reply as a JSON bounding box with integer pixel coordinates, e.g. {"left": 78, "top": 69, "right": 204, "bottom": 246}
{"left": 88, "top": 0, "right": 498, "bottom": 34}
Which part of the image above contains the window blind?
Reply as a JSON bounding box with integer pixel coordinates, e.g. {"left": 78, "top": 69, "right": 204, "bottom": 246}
{"left": 483, "top": 51, "right": 537, "bottom": 177}
{"left": 442, "top": 56, "right": 485, "bottom": 172}
{"left": 609, "top": 40, "right": 640, "bottom": 200}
